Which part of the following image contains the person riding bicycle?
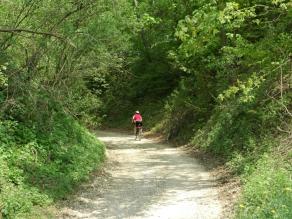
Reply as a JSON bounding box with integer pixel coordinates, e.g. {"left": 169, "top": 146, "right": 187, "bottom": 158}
{"left": 132, "top": 110, "right": 143, "bottom": 138}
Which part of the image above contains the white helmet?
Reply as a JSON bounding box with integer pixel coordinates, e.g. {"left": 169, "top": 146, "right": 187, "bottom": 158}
{"left": 135, "top": 110, "right": 139, "bottom": 114}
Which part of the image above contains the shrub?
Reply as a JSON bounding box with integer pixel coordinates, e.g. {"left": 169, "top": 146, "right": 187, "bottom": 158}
{"left": 0, "top": 114, "right": 105, "bottom": 218}
{"left": 236, "top": 154, "right": 292, "bottom": 219}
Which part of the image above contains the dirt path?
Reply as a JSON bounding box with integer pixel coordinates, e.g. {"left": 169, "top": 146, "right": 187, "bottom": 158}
{"left": 58, "top": 131, "right": 222, "bottom": 219}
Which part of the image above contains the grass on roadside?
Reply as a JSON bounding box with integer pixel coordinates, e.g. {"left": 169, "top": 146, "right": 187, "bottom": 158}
{"left": 0, "top": 114, "right": 105, "bottom": 218}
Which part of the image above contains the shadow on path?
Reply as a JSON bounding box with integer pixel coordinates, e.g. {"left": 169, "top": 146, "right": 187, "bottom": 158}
{"left": 58, "top": 131, "right": 222, "bottom": 219}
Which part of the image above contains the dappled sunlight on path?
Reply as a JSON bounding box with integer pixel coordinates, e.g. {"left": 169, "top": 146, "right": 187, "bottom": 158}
{"left": 58, "top": 131, "right": 222, "bottom": 219}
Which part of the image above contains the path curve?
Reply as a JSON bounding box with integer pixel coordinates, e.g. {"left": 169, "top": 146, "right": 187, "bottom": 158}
{"left": 58, "top": 131, "right": 222, "bottom": 219}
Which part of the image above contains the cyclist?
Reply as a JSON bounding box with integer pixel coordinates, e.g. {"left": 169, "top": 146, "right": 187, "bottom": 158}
{"left": 132, "top": 110, "right": 143, "bottom": 139}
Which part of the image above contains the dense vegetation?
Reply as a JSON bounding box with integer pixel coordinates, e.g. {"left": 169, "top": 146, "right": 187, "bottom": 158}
{"left": 103, "top": 0, "right": 292, "bottom": 218}
{"left": 0, "top": 0, "right": 291, "bottom": 218}
{"left": 0, "top": 1, "right": 114, "bottom": 218}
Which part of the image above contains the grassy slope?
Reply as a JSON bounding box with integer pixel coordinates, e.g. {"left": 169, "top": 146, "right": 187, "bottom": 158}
{"left": 146, "top": 76, "right": 292, "bottom": 218}
{"left": 0, "top": 114, "right": 105, "bottom": 218}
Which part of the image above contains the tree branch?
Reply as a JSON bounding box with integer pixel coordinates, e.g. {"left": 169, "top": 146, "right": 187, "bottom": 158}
{"left": 0, "top": 28, "right": 76, "bottom": 47}
{"left": 0, "top": 28, "right": 64, "bottom": 39}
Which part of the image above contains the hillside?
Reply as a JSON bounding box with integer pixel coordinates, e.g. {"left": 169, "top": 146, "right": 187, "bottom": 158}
{"left": 103, "top": 1, "right": 292, "bottom": 218}
{"left": 0, "top": 0, "right": 291, "bottom": 218}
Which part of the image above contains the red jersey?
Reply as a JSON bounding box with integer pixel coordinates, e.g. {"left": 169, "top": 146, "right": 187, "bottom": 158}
{"left": 133, "top": 114, "right": 142, "bottom": 122}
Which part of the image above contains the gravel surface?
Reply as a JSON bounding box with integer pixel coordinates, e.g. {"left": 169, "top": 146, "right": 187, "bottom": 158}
{"left": 58, "top": 131, "right": 222, "bottom": 219}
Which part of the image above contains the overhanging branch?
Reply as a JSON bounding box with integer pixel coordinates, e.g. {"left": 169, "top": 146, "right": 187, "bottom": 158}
{"left": 0, "top": 28, "right": 76, "bottom": 47}
{"left": 0, "top": 28, "right": 64, "bottom": 39}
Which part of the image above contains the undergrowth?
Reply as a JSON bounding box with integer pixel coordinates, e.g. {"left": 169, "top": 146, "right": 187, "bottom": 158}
{"left": 236, "top": 151, "right": 292, "bottom": 219}
{"left": 152, "top": 60, "right": 291, "bottom": 218}
{"left": 0, "top": 113, "right": 105, "bottom": 218}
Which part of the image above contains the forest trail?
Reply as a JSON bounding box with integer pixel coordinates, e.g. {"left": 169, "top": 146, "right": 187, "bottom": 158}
{"left": 58, "top": 131, "right": 223, "bottom": 219}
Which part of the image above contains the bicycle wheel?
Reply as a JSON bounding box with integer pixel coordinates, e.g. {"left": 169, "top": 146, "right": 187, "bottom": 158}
{"left": 135, "top": 129, "right": 138, "bottom": 140}
{"left": 138, "top": 128, "right": 142, "bottom": 141}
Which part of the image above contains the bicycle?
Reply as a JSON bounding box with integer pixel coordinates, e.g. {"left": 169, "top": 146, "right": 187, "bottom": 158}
{"left": 135, "top": 124, "right": 143, "bottom": 141}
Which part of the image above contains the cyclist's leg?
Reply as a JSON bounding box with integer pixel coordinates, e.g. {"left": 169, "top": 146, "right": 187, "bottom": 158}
{"left": 137, "top": 122, "right": 142, "bottom": 140}
{"left": 134, "top": 122, "right": 138, "bottom": 139}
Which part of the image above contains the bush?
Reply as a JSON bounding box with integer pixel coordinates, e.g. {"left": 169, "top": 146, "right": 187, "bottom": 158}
{"left": 0, "top": 114, "right": 105, "bottom": 218}
{"left": 236, "top": 154, "right": 292, "bottom": 219}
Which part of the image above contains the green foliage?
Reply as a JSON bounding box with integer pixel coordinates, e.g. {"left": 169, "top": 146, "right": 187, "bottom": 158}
{"left": 237, "top": 154, "right": 292, "bottom": 219}
{"left": 0, "top": 114, "right": 105, "bottom": 218}
{"left": 0, "top": 0, "right": 291, "bottom": 218}
{"left": 102, "top": 0, "right": 193, "bottom": 124}
{"left": 115, "top": 0, "right": 292, "bottom": 218}
{"left": 0, "top": 1, "right": 125, "bottom": 215}
{"left": 0, "top": 65, "right": 8, "bottom": 89}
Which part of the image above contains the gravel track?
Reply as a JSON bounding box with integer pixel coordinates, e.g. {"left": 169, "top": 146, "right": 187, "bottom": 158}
{"left": 58, "top": 131, "right": 222, "bottom": 219}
